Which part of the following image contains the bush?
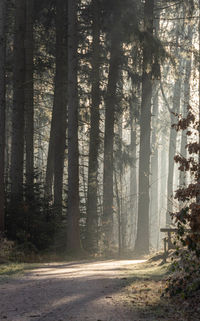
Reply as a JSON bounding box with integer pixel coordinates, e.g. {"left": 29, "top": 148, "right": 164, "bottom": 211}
{"left": 5, "top": 176, "right": 63, "bottom": 252}
{"left": 0, "top": 236, "right": 14, "bottom": 263}
{"left": 165, "top": 250, "right": 200, "bottom": 298}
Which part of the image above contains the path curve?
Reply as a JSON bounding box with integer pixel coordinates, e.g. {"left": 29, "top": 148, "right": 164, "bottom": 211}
{"left": 0, "top": 259, "right": 146, "bottom": 321}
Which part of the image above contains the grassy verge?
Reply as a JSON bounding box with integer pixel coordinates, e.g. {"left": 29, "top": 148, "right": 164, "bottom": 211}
{"left": 0, "top": 262, "right": 40, "bottom": 282}
{"left": 122, "top": 258, "right": 185, "bottom": 320}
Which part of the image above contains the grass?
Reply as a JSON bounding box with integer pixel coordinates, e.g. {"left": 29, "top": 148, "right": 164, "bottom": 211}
{"left": 0, "top": 262, "right": 40, "bottom": 282}
{"left": 128, "top": 261, "right": 170, "bottom": 280}
{"left": 121, "top": 258, "right": 185, "bottom": 320}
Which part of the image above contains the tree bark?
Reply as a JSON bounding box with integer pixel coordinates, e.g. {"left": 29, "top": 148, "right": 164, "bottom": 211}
{"left": 179, "top": 25, "right": 192, "bottom": 187}
{"left": 129, "top": 114, "right": 138, "bottom": 249}
{"left": 53, "top": 0, "right": 68, "bottom": 216}
{"left": 45, "top": 0, "right": 68, "bottom": 217}
{"left": 25, "top": 0, "right": 34, "bottom": 197}
{"left": 0, "top": 0, "right": 6, "bottom": 232}
{"left": 166, "top": 60, "right": 182, "bottom": 224}
{"left": 134, "top": 0, "right": 154, "bottom": 254}
{"left": 103, "top": 8, "right": 121, "bottom": 252}
{"left": 10, "top": 0, "right": 26, "bottom": 203}
{"left": 150, "top": 85, "right": 159, "bottom": 249}
{"left": 67, "top": 0, "right": 81, "bottom": 252}
{"left": 86, "top": 0, "right": 101, "bottom": 253}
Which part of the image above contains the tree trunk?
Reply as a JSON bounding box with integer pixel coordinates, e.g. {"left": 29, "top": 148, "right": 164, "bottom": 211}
{"left": 166, "top": 60, "right": 182, "bottom": 224}
{"left": 150, "top": 85, "right": 159, "bottom": 249}
{"left": 129, "top": 114, "right": 138, "bottom": 249}
{"left": 179, "top": 25, "right": 192, "bottom": 187}
{"left": 159, "top": 132, "right": 168, "bottom": 244}
{"left": 25, "top": 0, "right": 34, "bottom": 197}
{"left": 86, "top": 0, "right": 101, "bottom": 253}
{"left": 103, "top": 8, "right": 121, "bottom": 252}
{"left": 0, "top": 0, "right": 6, "bottom": 232}
{"left": 198, "top": 0, "right": 200, "bottom": 204}
{"left": 134, "top": 0, "right": 154, "bottom": 254}
{"left": 45, "top": 0, "right": 68, "bottom": 216}
{"left": 67, "top": 0, "right": 81, "bottom": 252}
{"left": 10, "top": 0, "right": 26, "bottom": 203}
{"left": 53, "top": 0, "right": 68, "bottom": 216}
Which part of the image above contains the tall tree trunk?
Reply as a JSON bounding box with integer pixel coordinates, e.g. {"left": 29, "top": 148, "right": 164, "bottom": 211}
{"left": 10, "top": 0, "right": 26, "bottom": 203}
{"left": 150, "top": 16, "right": 160, "bottom": 250}
{"left": 45, "top": 0, "right": 68, "bottom": 215}
{"left": 150, "top": 86, "right": 159, "bottom": 249}
{"left": 159, "top": 132, "right": 168, "bottom": 243}
{"left": 25, "top": 0, "right": 34, "bottom": 197}
{"left": 134, "top": 0, "right": 154, "bottom": 254}
{"left": 53, "top": 0, "right": 68, "bottom": 216}
{"left": 166, "top": 60, "right": 182, "bottom": 224}
{"left": 67, "top": 0, "right": 81, "bottom": 252}
{"left": 86, "top": 0, "right": 101, "bottom": 253}
{"left": 129, "top": 114, "right": 138, "bottom": 249}
{"left": 179, "top": 25, "right": 192, "bottom": 187}
{"left": 103, "top": 8, "right": 121, "bottom": 252}
{"left": 0, "top": 0, "right": 6, "bottom": 233}
{"left": 198, "top": 0, "right": 200, "bottom": 204}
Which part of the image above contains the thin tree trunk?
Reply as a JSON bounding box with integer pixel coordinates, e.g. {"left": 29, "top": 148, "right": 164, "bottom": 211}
{"left": 134, "top": 0, "right": 154, "bottom": 254}
{"left": 67, "top": 0, "right": 81, "bottom": 252}
{"left": 166, "top": 60, "right": 182, "bottom": 224}
{"left": 25, "top": 0, "right": 34, "bottom": 197}
{"left": 10, "top": 0, "right": 26, "bottom": 203}
{"left": 150, "top": 15, "right": 160, "bottom": 250}
{"left": 114, "top": 169, "right": 122, "bottom": 255}
{"left": 198, "top": 0, "right": 200, "bottom": 204}
{"left": 159, "top": 133, "right": 168, "bottom": 244}
{"left": 117, "top": 118, "right": 126, "bottom": 251}
{"left": 150, "top": 86, "right": 159, "bottom": 249}
{"left": 103, "top": 8, "right": 121, "bottom": 252}
{"left": 45, "top": 118, "right": 55, "bottom": 199}
{"left": 179, "top": 25, "right": 192, "bottom": 187}
{"left": 86, "top": 0, "right": 101, "bottom": 253}
{"left": 45, "top": 0, "right": 67, "bottom": 214}
{"left": 53, "top": 0, "right": 68, "bottom": 216}
{"left": 0, "top": 0, "right": 6, "bottom": 232}
{"left": 129, "top": 115, "right": 137, "bottom": 249}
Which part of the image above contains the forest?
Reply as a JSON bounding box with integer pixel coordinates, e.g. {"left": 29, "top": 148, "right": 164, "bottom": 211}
{"left": 2, "top": 0, "right": 200, "bottom": 319}
{"left": 0, "top": 0, "right": 200, "bottom": 258}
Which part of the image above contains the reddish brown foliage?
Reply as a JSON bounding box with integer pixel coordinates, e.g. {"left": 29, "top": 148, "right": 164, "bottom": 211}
{"left": 173, "top": 107, "right": 200, "bottom": 252}
{"left": 172, "top": 108, "right": 195, "bottom": 131}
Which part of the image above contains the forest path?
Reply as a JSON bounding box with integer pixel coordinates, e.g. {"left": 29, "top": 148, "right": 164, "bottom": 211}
{"left": 0, "top": 259, "right": 166, "bottom": 321}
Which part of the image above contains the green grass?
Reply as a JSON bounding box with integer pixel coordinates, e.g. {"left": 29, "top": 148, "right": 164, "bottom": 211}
{"left": 0, "top": 262, "right": 40, "bottom": 282}
{"left": 121, "top": 260, "right": 179, "bottom": 320}
{"left": 129, "top": 261, "right": 170, "bottom": 280}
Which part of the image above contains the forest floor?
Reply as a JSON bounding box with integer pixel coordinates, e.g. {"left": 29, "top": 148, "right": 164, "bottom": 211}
{"left": 0, "top": 257, "right": 195, "bottom": 321}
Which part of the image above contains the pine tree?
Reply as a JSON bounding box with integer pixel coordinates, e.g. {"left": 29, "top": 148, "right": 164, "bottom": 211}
{"left": 0, "top": 0, "right": 6, "bottom": 232}
{"left": 103, "top": 4, "right": 122, "bottom": 252}
{"left": 86, "top": 0, "right": 101, "bottom": 253}
{"left": 10, "top": 0, "right": 26, "bottom": 203}
{"left": 67, "top": 0, "right": 81, "bottom": 252}
{"left": 24, "top": 0, "right": 34, "bottom": 197}
{"left": 134, "top": 0, "right": 154, "bottom": 254}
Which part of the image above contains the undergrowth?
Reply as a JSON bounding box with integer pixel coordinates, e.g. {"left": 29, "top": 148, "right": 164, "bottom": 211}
{"left": 165, "top": 250, "right": 200, "bottom": 298}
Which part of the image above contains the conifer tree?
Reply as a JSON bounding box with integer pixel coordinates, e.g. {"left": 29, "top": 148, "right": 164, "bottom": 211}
{"left": 67, "top": 0, "right": 81, "bottom": 252}
{"left": 86, "top": 0, "right": 101, "bottom": 253}
{"left": 10, "top": 0, "right": 26, "bottom": 203}
{"left": 0, "top": 0, "right": 6, "bottom": 232}
{"left": 134, "top": 0, "right": 154, "bottom": 254}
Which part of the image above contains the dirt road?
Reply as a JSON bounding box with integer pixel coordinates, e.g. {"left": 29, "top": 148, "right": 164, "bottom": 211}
{"left": 0, "top": 259, "right": 147, "bottom": 321}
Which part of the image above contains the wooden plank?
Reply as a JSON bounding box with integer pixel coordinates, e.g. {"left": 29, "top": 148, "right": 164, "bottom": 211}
{"left": 160, "top": 228, "right": 178, "bottom": 233}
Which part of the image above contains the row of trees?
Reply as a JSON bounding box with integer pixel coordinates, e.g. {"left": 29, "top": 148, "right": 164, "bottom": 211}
{"left": 0, "top": 0, "right": 199, "bottom": 255}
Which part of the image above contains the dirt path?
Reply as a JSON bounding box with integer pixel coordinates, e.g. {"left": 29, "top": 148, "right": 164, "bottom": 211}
{"left": 0, "top": 259, "right": 151, "bottom": 321}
